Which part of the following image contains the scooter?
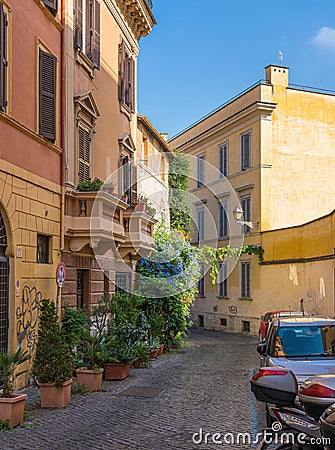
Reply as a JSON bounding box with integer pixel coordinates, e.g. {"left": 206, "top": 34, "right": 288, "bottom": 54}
{"left": 250, "top": 367, "right": 335, "bottom": 449}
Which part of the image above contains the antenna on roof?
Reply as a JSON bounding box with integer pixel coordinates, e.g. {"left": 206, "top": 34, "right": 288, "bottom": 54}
{"left": 279, "top": 50, "right": 283, "bottom": 63}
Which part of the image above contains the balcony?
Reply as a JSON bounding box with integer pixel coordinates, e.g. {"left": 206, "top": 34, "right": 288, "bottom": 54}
{"left": 145, "top": 0, "right": 153, "bottom": 8}
{"left": 64, "top": 191, "right": 156, "bottom": 259}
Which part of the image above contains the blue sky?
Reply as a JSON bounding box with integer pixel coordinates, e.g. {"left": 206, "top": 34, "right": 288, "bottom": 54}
{"left": 138, "top": 0, "right": 335, "bottom": 139}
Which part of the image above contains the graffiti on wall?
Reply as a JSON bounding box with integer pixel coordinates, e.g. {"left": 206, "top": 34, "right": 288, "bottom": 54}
{"left": 16, "top": 285, "right": 42, "bottom": 351}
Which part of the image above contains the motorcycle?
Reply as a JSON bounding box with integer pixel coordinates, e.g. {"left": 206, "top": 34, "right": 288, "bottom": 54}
{"left": 250, "top": 367, "right": 335, "bottom": 449}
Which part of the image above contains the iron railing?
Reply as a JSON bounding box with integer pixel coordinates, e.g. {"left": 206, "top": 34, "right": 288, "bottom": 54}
{"left": 145, "top": 0, "right": 153, "bottom": 9}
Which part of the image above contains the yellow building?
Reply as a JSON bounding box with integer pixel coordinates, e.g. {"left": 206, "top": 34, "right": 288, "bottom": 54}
{"left": 170, "top": 65, "right": 335, "bottom": 335}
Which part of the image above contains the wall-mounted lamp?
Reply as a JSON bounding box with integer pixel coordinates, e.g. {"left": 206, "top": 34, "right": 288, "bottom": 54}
{"left": 233, "top": 206, "right": 259, "bottom": 229}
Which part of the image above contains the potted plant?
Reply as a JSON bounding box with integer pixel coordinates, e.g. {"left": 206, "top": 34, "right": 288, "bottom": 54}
{"left": 0, "top": 348, "right": 30, "bottom": 426}
{"left": 76, "top": 327, "right": 104, "bottom": 392}
{"left": 76, "top": 177, "right": 103, "bottom": 192}
{"left": 102, "top": 335, "right": 135, "bottom": 380}
{"left": 33, "top": 299, "right": 74, "bottom": 408}
{"left": 132, "top": 342, "right": 149, "bottom": 369}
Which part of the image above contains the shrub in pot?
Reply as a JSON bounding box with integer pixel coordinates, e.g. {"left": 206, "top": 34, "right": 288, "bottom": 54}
{"left": 33, "top": 299, "right": 74, "bottom": 408}
{"left": 102, "top": 336, "right": 136, "bottom": 381}
{"left": 0, "top": 348, "right": 30, "bottom": 426}
{"left": 76, "top": 327, "right": 104, "bottom": 392}
{"left": 132, "top": 342, "right": 149, "bottom": 368}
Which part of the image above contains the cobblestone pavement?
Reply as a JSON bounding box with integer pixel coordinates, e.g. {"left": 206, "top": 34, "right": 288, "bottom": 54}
{"left": 1, "top": 329, "right": 265, "bottom": 450}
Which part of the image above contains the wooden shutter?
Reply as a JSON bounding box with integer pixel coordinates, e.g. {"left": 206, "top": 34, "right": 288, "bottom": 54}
{"left": 119, "top": 41, "right": 126, "bottom": 102}
{"left": 0, "top": 4, "right": 7, "bottom": 113}
{"left": 85, "top": 0, "right": 92, "bottom": 57}
{"left": 78, "top": 126, "right": 90, "bottom": 182}
{"left": 74, "top": 0, "right": 83, "bottom": 50}
{"left": 92, "top": 0, "right": 100, "bottom": 68}
{"left": 42, "top": 0, "right": 58, "bottom": 16}
{"left": 39, "top": 49, "right": 56, "bottom": 142}
{"left": 197, "top": 155, "right": 205, "bottom": 187}
{"left": 242, "top": 132, "right": 251, "bottom": 170}
{"left": 129, "top": 56, "right": 135, "bottom": 111}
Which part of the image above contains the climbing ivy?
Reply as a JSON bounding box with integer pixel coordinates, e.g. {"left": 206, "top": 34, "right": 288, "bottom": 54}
{"left": 168, "top": 151, "right": 193, "bottom": 237}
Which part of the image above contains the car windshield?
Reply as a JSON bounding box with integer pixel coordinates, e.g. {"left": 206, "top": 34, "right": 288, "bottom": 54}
{"left": 271, "top": 325, "right": 335, "bottom": 358}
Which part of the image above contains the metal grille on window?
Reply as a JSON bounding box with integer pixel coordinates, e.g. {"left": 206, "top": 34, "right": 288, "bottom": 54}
{"left": 115, "top": 272, "right": 131, "bottom": 294}
{"left": 36, "top": 235, "right": 50, "bottom": 264}
{"left": 0, "top": 211, "right": 8, "bottom": 352}
{"left": 79, "top": 126, "right": 90, "bottom": 182}
{"left": 77, "top": 269, "right": 84, "bottom": 308}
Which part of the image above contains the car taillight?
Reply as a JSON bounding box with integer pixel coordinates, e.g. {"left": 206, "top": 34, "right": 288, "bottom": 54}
{"left": 299, "top": 383, "right": 335, "bottom": 398}
{"left": 252, "top": 368, "right": 288, "bottom": 382}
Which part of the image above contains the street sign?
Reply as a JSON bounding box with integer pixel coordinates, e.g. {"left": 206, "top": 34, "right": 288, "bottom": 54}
{"left": 56, "top": 262, "right": 66, "bottom": 288}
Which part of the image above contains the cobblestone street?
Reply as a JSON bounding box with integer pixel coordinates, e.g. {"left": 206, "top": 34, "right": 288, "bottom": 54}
{"left": 1, "top": 329, "right": 264, "bottom": 450}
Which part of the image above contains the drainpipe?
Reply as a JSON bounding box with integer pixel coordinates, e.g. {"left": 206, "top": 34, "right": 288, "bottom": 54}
{"left": 60, "top": 0, "right": 66, "bottom": 256}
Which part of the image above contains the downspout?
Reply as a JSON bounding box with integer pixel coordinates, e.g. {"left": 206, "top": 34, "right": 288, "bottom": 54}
{"left": 60, "top": 0, "right": 66, "bottom": 256}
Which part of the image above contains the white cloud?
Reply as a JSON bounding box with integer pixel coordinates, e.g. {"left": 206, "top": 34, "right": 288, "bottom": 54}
{"left": 312, "top": 27, "right": 335, "bottom": 50}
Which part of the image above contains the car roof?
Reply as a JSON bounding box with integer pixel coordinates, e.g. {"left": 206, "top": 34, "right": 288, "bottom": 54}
{"left": 273, "top": 317, "right": 335, "bottom": 327}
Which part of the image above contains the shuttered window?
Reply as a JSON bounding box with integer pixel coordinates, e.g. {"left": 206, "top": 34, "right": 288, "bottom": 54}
{"left": 39, "top": 49, "right": 56, "bottom": 142}
{"left": 241, "top": 196, "right": 251, "bottom": 235}
{"left": 119, "top": 40, "right": 135, "bottom": 112}
{"left": 42, "top": 0, "right": 58, "bottom": 16}
{"left": 198, "top": 264, "right": 205, "bottom": 296}
{"left": 241, "top": 131, "right": 251, "bottom": 170}
{"left": 219, "top": 142, "right": 228, "bottom": 177}
{"left": 0, "top": 3, "right": 8, "bottom": 113}
{"left": 218, "top": 262, "right": 228, "bottom": 298}
{"left": 218, "top": 202, "right": 228, "bottom": 238}
{"left": 74, "top": 0, "right": 100, "bottom": 69}
{"left": 196, "top": 208, "right": 204, "bottom": 242}
{"left": 197, "top": 153, "right": 205, "bottom": 187}
{"left": 241, "top": 262, "right": 251, "bottom": 299}
{"left": 78, "top": 126, "right": 91, "bottom": 182}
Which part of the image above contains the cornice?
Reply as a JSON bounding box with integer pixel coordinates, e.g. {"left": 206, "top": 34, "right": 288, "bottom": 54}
{"left": 0, "top": 111, "right": 63, "bottom": 155}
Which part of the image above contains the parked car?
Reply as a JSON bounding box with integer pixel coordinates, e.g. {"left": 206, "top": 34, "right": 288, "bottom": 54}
{"left": 258, "top": 310, "right": 310, "bottom": 341}
{"left": 257, "top": 316, "right": 335, "bottom": 425}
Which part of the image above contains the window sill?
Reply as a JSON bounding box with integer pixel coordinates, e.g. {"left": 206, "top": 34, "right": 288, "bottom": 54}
{"left": 75, "top": 49, "right": 95, "bottom": 79}
{"left": 217, "top": 296, "right": 229, "bottom": 300}
{"left": 239, "top": 297, "right": 253, "bottom": 301}
{"left": 120, "top": 102, "right": 134, "bottom": 120}
{"left": 198, "top": 295, "right": 206, "bottom": 298}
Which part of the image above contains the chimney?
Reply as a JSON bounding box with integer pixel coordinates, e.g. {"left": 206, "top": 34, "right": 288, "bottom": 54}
{"left": 265, "top": 65, "right": 289, "bottom": 87}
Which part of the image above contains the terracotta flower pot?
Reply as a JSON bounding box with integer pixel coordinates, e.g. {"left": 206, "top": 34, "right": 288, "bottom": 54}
{"left": 104, "top": 363, "right": 130, "bottom": 380}
{"left": 132, "top": 359, "right": 142, "bottom": 369}
{"left": 148, "top": 349, "right": 158, "bottom": 360}
{"left": 0, "top": 393, "right": 27, "bottom": 427}
{"left": 39, "top": 379, "right": 72, "bottom": 408}
{"left": 76, "top": 368, "right": 104, "bottom": 392}
{"left": 157, "top": 344, "right": 165, "bottom": 356}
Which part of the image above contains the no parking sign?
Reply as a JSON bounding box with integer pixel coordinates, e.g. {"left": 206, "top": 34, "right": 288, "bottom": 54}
{"left": 56, "top": 262, "right": 66, "bottom": 288}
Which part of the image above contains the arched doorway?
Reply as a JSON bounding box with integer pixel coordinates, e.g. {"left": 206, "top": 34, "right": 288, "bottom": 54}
{"left": 0, "top": 210, "right": 8, "bottom": 352}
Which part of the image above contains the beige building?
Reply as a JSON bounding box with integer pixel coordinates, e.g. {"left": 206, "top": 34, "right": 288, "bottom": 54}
{"left": 62, "top": 0, "right": 157, "bottom": 308}
{"left": 136, "top": 114, "right": 172, "bottom": 224}
{"left": 170, "top": 65, "right": 335, "bottom": 335}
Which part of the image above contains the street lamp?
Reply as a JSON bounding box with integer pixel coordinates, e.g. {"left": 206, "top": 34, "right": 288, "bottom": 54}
{"left": 233, "top": 205, "right": 259, "bottom": 229}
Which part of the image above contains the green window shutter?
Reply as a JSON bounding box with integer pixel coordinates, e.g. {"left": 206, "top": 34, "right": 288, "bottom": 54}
{"left": 78, "top": 127, "right": 90, "bottom": 182}
{"left": 42, "top": 0, "right": 58, "bottom": 16}
{"left": 39, "top": 49, "right": 56, "bottom": 142}
{"left": 0, "top": 4, "right": 7, "bottom": 113}
{"left": 74, "top": 0, "right": 83, "bottom": 50}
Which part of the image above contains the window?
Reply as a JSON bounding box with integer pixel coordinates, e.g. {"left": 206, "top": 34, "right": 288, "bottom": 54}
{"left": 115, "top": 272, "right": 131, "bottom": 294}
{"left": 78, "top": 125, "right": 91, "bottom": 182}
{"left": 39, "top": 49, "right": 56, "bottom": 142}
{"left": 242, "top": 321, "right": 250, "bottom": 332}
{"left": 218, "top": 262, "right": 228, "bottom": 298}
{"left": 198, "top": 315, "right": 204, "bottom": 327}
{"left": 74, "top": 0, "right": 101, "bottom": 69}
{"left": 241, "top": 131, "right": 251, "bottom": 170}
{"left": 241, "top": 262, "right": 251, "bottom": 299}
{"left": 197, "top": 153, "right": 205, "bottom": 187}
{"left": 36, "top": 235, "right": 50, "bottom": 264}
{"left": 42, "top": 0, "right": 58, "bottom": 16}
{"left": 220, "top": 318, "right": 227, "bottom": 327}
{"left": 219, "top": 142, "right": 228, "bottom": 177}
{"left": 196, "top": 208, "right": 204, "bottom": 242}
{"left": 241, "top": 196, "right": 251, "bottom": 235}
{"left": 198, "top": 264, "right": 205, "bottom": 296}
{"left": 0, "top": 3, "right": 8, "bottom": 113}
{"left": 143, "top": 137, "right": 148, "bottom": 162}
{"left": 119, "top": 40, "right": 135, "bottom": 112}
{"left": 218, "top": 202, "right": 228, "bottom": 238}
